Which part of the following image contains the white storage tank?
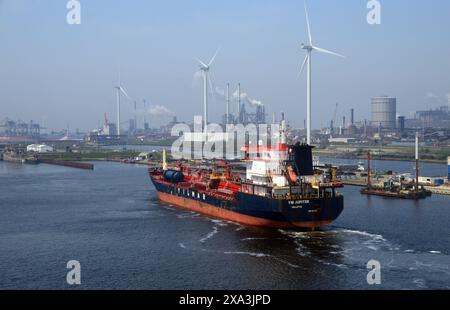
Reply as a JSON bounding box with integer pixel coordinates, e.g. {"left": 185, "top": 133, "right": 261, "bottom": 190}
{"left": 371, "top": 96, "right": 397, "bottom": 129}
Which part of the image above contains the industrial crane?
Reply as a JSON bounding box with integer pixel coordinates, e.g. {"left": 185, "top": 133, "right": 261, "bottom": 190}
{"left": 330, "top": 103, "right": 339, "bottom": 135}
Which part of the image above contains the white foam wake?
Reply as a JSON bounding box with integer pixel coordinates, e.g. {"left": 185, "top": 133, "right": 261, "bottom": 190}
{"left": 339, "top": 229, "right": 386, "bottom": 242}
{"left": 199, "top": 226, "right": 218, "bottom": 243}
{"left": 223, "top": 251, "right": 300, "bottom": 268}
{"left": 223, "top": 251, "right": 268, "bottom": 258}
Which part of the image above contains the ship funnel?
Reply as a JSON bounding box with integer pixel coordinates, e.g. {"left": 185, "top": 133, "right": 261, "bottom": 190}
{"left": 291, "top": 143, "right": 314, "bottom": 176}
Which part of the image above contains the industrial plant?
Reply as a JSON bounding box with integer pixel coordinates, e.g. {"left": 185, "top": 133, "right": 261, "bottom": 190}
{"left": 0, "top": 119, "right": 41, "bottom": 143}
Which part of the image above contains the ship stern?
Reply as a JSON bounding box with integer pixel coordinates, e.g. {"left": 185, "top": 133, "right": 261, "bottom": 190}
{"left": 281, "top": 196, "right": 344, "bottom": 229}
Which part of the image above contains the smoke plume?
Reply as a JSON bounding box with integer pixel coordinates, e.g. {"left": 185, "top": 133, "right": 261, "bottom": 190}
{"left": 134, "top": 105, "right": 175, "bottom": 117}
{"left": 214, "top": 86, "right": 263, "bottom": 107}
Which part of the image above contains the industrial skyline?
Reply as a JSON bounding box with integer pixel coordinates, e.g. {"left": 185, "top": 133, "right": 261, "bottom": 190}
{"left": 0, "top": 0, "right": 450, "bottom": 131}
{"left": 1, "top": 1, "right": 450, "bottom": 294}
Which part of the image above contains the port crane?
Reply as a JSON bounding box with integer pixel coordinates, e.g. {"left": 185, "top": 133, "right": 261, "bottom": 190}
{"left": 330, "top": 103, "right": 339, "bottom": 135}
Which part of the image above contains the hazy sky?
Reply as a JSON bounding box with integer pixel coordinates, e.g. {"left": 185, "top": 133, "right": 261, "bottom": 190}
{"left": 1, "top": 0, "right": 450, "bottom": 131}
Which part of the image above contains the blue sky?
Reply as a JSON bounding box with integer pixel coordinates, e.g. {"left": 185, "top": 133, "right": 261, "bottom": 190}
{"left": 0, "top": 0, "right": 449, "bottom": 131}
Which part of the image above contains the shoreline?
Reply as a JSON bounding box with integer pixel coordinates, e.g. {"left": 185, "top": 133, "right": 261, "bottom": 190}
{"left": 313, "top": 151, "right": 447, "bottom": 164}
{"left": 6, "top": 144, "right": 445, "bottom": 166}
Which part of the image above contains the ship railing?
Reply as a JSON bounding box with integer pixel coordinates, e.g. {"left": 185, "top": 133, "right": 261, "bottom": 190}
{"left": 272, "top": 193, "right": 322, "bottom": 200}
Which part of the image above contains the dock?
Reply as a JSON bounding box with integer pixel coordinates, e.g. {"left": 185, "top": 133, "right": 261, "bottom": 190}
{"left": 39, "top": 159, "right": 94, "bottom": 170}
{"left": 425, "top": 186, "right": 450, "bottom": 196}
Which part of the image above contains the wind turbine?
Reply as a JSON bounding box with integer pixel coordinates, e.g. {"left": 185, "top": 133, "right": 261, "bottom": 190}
{"left": 195, "top": 48, "right": 219, "bottom": 134}
{"left": 114, "top": 67, "right": 132, "bottom": 136}
{"left": 298, "top": 1, "right": 344, "bottom": 145}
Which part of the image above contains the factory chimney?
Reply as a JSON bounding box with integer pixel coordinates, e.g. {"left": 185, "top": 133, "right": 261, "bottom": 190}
{"left": 226, "top": 83, "right": 230, "bottom": 124}
{"left": 350, "top": 108, "right": 354, "bottom": 125}
{"left": 237, "top": 83, "right": 241, "bottom": 123}
{"left": 143, "top": 99, "right": 147, "bottom": 130}
{"left": 280, "top": 112, "right": 286, "bottom": 144}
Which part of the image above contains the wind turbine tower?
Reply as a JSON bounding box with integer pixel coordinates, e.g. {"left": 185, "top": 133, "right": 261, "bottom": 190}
{"left": 298, "top": 1, "right": 345, "bottom": 144}
{"left": 195, "top": 49, "right": 219, "bottom": 134}
{"left": 114, "top": 69, "right": 132, "bottom": 136}
{"left": 226, "top": 83, "right": 230, "bottom": 124}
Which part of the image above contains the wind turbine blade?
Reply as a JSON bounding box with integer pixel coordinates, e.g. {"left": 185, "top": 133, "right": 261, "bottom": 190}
{"left": 297, "top": 54, "right": 309, "bottom": 80}
{"left": 312, "top": 46, "right": 345, "bottom": 58}
{"left": 118, "top": 63, "right": 121, "bottom": 85}
{"left": 195, "top": 58, "right": 208, "bottom": 68}
{"left": 192, "top": 70, "right": 202, "bottom": 88}
{"left": 119, "top": 87, "right": 132, "bottom": 100}
{"left": 304, "top": 1, "right": 312, "bottom": 45}
{"left": 207, "top": 48, "right": 220, "bottom": 67}
{"left": 207, "top": 73, "right": 215, "bottom": 102}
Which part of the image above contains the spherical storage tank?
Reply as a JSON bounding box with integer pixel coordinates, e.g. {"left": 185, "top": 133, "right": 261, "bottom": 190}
{"left": 371, "top": 96, "right": 397, "bottom": 129}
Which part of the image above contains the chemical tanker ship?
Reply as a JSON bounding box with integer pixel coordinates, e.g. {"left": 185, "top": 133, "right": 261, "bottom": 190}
{"left": 149, "top": 127, "right": 344, "bottom": 229}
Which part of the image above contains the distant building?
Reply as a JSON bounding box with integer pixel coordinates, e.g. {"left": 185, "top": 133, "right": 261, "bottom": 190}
{"left": 371, "top": 96, "right": 397, "bottom": 129}
{"left": 129, "top": 119, "right": 136, "bottom": 134}
{"left": 328, "top": 137, "right": 357, "bottom": 144}
{"left": 346, "top": 124, "right": 358, "bottom": 135}
{"left": 159, "top": 116, "right": 179, "bottom": 134}
{"left": 27, "top": 144, "right": 53, "bottom": 153}
{"left": 397, "top": 116, "right": 405, "bottom": 133}
{"left": 102, "top": 122, "right": 116, "bottom": 136}
{"left": 448, "top": 156, "right": 450, "bottom": 181}
{"left": 415, "top": 106, "right": 450, "bottom": 128}
{"left": 418, "top": 176, "right": 445, "bottom": 186}
{"left": 136, "top": 152, "right": 152, "bottom": 160}
{"left": 0, "top": 118, "right": 41, "bottom": 143}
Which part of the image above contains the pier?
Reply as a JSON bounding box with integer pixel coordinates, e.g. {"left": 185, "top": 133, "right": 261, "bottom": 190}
{"left": 39, "top": 159, "right": 94, "bottom": 170}
{"left": 340, "top": 176, "right": 450, "bottom": 196}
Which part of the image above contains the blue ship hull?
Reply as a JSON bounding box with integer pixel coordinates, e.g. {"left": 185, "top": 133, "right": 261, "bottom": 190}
{"left": 151, "top": 178, "right": 344, "bottom": 229}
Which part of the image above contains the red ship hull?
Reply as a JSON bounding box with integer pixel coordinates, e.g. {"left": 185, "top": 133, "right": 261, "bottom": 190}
{"left": 157, "top": 191, "right": 333, "bottom": 229}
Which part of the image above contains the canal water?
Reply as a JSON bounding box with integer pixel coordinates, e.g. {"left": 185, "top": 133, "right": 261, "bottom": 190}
{"left": 0, "top": 160, "right": 449, "bottom": 289}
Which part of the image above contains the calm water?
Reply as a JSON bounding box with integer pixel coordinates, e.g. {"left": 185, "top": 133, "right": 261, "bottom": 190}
{"left": 0, "top": 160, "right": 449, "bottom": 289}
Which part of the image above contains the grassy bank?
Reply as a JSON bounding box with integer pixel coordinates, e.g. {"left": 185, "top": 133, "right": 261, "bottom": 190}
{"left": 126, "top": 138, "right": 177, "bottom": 147}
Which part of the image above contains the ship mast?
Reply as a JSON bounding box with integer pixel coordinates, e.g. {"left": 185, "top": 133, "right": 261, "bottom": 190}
{"left": 162, "top": 148, "right": 168, "bottom": 171}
